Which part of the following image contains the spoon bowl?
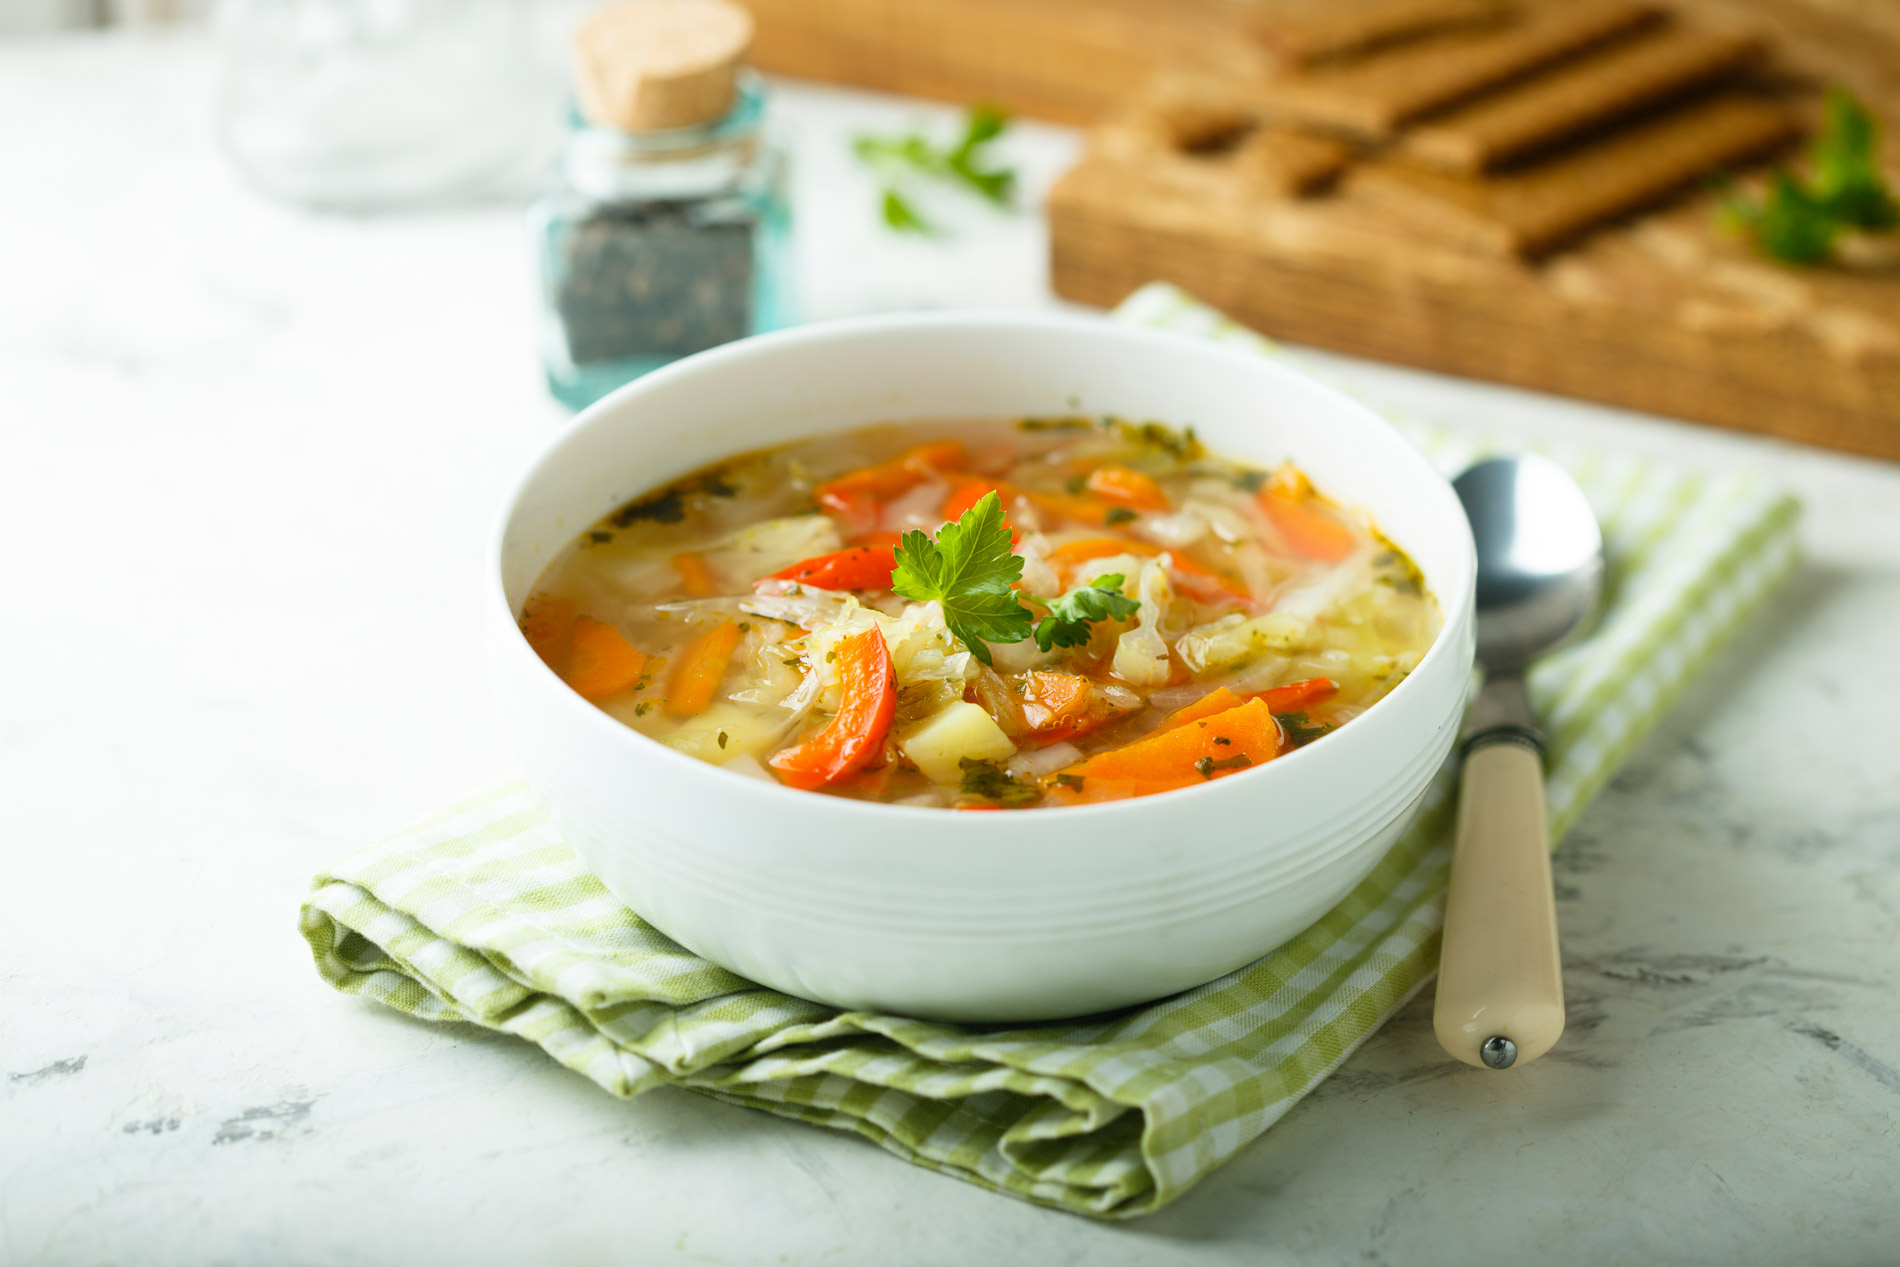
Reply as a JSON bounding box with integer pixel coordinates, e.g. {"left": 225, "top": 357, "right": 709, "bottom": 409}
{"left": 1456, "top": 455, "right": 1605, "bottom": 673}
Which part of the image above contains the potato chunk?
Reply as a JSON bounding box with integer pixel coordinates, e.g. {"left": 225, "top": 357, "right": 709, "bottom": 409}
{"left": 898, "top": 702, "right": 1017, "bottom": 784}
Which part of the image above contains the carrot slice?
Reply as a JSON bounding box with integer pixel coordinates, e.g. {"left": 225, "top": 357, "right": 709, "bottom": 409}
{"left": 1259, "top": 488, "right": 1358, "bottom": 563}
{"left": 1056, "top": 698, "right": 1281, "bottom": 799}
{"left": 665, "top": 620, "right": 742, "bottom": 718}
{"left": 564, "top": 617, "right": 649, "bottom": 701}
{"left": 520, "top": 596, "right": 578, "bottom": 674}
{"left": 769, "top": 628, "right": 898, "bottom": 790}
{"left": 1085, "top": 464, "right": 1170, "bottom": 510}
{"left": 1159, "top": 687, "right": 1247, "bottom": 732}
{"left": 1161, "top": 679, "right": 1337, "bottom": 732}
{"left": 766, "top": 545, "right": 897, "bottom": 591}
{"left": 1021, "top": 670, "right": 1092, "bottom": 732}
{"left": 671, "top": 551, "right": 719, "bottom": 598}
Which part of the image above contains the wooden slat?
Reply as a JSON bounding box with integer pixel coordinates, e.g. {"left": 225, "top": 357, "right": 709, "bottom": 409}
{"left": 1258, "top": 0, "right": 1516, "bottom": 65}
{"left": 1255, "top": 0, "right": 1660, "bottom": 138}
{"left": 1348, "top": 93, "right": 1800, "bottom": 255}
{"left": 1398, "top": 26, "right": 1763, "bottom": 171}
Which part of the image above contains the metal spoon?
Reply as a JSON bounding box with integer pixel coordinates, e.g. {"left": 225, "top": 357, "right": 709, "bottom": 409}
{"left": 1434, "top": 455, "right": 1605, "bottom": 1070}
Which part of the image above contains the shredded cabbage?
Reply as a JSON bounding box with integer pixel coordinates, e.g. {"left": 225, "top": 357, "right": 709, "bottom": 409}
{"left": 704, "top": 515, "right": 843, "bottom": 584}
{"left": 1112, "top": 556, "right": 1176, "bottom": 687}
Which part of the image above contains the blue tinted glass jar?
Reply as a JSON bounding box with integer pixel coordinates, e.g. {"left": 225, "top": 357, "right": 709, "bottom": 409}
{"left": 532, "top": 71, "right": 789, "bottom": 411}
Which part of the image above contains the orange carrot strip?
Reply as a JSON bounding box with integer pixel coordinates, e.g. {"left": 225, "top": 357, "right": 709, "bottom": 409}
{"left": 1024, "top": 488, "right": 1113, "bottom": 527}
{"left": 941, "top": 478, "right": 1007, "bottom": 523}
{"left": 564, "top": 617, "right": 649, "bottom": 701}
{"left": 816, "top": 486, "right": 882, "bottom": 537}
{"left": 665, "top": 620, "right": 742, "bottom": 718}
{"left": 1260, "top": 676, "right": 1338, "bottom": 713}
{"left": 901, "top": 440, "right": 966, "bottom": 475}
{"left": 769, "top": 628, "right": 897, "bottom": 790}
{"left": 1046, "top": 538, "right": 1146, "bottom": 571}
{"left": 1159, "top": 687, "right": 1247, "bottom": 732}
{"left": 1023, "top": 711, "right": 1120, "bottom": 750}
{"left": 1060, "top": 698, "right": 1281, "bottom": 796}
{"left": 671, "top": 551, "right": 718, "bottom": 598}
{"left": 816, "top": 441, "right": 967, "bottom": 504}
{"left": 1162, "top": 679, "right": 1336, "bottom": 732}
{"left": 520, "top": 597, "right": 578, "bottom": 674}
{"left": 1259, "top": 488, "right": 1358, "bottom": 563}
{"left": 1085, "top": 464, "right": 1170, "bottom": 510}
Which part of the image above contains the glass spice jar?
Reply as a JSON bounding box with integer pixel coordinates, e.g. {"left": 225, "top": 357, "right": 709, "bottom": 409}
{"left": 532, "top": 0, "right": 790, "bottom": 410}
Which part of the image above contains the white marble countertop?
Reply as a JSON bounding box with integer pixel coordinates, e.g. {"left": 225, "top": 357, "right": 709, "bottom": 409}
{"left": 4, "top": 29, "right": 1899, "bottom": 1267}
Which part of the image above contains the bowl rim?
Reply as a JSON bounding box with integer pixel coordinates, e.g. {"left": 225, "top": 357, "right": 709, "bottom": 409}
{"left": 491, "top": 308, "right": 1476, "bottom": 826}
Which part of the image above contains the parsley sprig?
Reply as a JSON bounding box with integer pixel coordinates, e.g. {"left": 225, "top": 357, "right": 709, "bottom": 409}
{"left": 852, "top": 105, "right": 1017, "bottom": 235}
{"left": 1719, "top": 87, "right": 1897, "bottom": 265}
{"left": 1033, "top": 574, "right": 1141, "bottom": 652}
{"left": 892, "top": 494, "right": 1144, "bottom": 665}
{"left": 891, "top": 492, "right": 1033, "bottom": 664}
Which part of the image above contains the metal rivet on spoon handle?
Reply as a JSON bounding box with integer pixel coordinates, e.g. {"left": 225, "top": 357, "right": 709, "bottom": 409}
{"left": 1434, "top": 456, "right": 1604, "bottom": 1071}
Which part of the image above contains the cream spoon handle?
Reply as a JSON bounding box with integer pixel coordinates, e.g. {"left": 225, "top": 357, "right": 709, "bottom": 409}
{"left": 1432, "top": 739, "right": 1565, "bottom": 1070}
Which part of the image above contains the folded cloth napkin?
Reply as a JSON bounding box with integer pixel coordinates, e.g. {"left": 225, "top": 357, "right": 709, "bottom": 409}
{"left": 300, "top": 285, "right": 1800, "bottom": 1219}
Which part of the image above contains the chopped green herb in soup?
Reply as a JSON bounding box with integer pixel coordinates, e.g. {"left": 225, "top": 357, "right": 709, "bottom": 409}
{"left": 520, "top": 418, "right": 1439, "bottom": 808}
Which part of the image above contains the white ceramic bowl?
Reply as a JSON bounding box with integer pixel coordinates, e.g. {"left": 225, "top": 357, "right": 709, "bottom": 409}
{"left": 491, "top": 312, "right": 1475, "bottom": 1022}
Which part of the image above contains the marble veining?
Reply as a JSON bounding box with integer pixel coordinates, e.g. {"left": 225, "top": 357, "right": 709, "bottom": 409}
{"left": 2, "top": 28, "right": 1898, "bottom": 1267}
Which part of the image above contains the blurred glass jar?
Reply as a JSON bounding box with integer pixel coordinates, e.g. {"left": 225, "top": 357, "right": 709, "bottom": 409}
{"left": 531, "top": 70, "right": 790, "bottom": 411}
{"left": 217, "top": 0, "right": 545, "bottom": 211}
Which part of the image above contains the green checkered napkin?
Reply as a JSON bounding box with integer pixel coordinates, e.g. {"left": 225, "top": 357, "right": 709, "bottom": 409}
{"left": 300, "top": 285, "right": 1800, "bottom": 1219}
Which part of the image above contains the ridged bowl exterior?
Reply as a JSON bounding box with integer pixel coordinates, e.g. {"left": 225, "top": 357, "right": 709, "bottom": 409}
{"left": 490, "top": 313, "right": 1476, "bottom": 1022}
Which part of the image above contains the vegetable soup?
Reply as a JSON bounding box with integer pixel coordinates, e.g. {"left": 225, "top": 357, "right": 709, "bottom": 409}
{"left": 519, "top": 417, "right": 1439, "bottom": 808}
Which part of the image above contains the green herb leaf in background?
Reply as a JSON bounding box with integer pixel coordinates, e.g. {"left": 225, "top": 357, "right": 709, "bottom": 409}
{"left": 853, "top": 104, "right": 1018, "bottom": 235}
{"left": 881, "top": 188, "right": 929, "bottom": 233}
{"left": 1719, "top": 87, "right": 1897, "bottom": 264}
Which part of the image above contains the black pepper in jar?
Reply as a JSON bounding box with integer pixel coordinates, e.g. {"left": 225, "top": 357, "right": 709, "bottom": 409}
{"left": 555, "top": 202, "right": 754, "bottom": 365}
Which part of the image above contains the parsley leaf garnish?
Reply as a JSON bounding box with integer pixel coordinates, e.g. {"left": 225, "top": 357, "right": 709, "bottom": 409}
{"left": 1275, "top": 711, "right": 1332, "bottom": 748}
{"left": 891, "top": 491, "right": 1033, "bottom": 664}
{"left": 611, "top": 486, "right": 686, "bottom": 526}
{"left": 1033, "top": 573, "right": 1141, "bottom": 652}
{"left": 1194, "top": 752, "right": 1253, "bottom": 780}
{"left": 1719, "top": 87, "right": 1897, "bottom": 264}
{"left": 959, "top": 757, "right": 1040, "bottom": 807}
{"left": 853, "top": 105, "right": 1017, "bottom": 236}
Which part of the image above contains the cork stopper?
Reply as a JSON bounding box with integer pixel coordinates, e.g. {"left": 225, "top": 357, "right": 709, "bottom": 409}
{"left": 572, "top": 0, "right": 755, "bottom": 134}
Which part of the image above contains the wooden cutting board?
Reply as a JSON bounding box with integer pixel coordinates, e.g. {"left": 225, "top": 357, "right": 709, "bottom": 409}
{"left": 746, "top": 0, "right": 1900, "bottom": 460}
{"left": 1050, "top": 143, "right": 1900, "bottom": 460}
